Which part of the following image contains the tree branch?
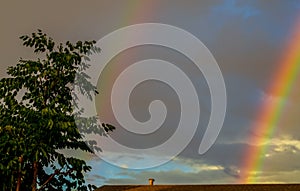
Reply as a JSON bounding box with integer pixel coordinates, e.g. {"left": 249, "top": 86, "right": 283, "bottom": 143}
{"left": 37, "top": 166, "right": 63, "bottom": 191}
{"left": 37, "top": 166, "right": 75, "bottom": 191}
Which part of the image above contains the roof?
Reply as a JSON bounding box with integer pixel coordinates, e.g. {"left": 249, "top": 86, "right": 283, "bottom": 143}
{"left": 95, "top": 184, "right": 300, "bottom": 191}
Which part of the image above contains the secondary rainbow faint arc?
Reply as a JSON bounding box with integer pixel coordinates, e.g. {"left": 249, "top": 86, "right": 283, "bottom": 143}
{"left": 96, "top": 1, "right": 158, "bottom": 118}
{"left": 240, "top": 18, "right": 300, "bottom": 183}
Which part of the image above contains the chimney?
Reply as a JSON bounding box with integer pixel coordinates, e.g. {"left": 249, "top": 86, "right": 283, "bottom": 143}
{"left": 148, "top": 178, "right": 155, "bottom": 186}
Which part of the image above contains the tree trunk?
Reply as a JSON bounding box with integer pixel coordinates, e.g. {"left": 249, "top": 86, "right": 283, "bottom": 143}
{"left": 16, "top": 171, "right": 22, "bottom": 191}
{"left": 32, "top": 161, "right": 38, "bottom": 191}
{"left": 16, "top": 156, "right": 23, "bottom": 191}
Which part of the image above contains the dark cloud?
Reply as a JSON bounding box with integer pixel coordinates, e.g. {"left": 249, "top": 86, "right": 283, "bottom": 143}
{"left": 224, "top": 166, "right": 240, "bottom": 178}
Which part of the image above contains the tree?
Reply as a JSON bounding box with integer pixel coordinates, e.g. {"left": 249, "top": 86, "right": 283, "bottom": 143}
{"left": 0, "top": 30, "right": 114, "bottom": 191}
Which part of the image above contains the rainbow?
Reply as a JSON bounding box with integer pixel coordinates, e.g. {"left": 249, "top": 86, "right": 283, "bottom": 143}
{"left": 240, "top": 19, "right": 300, "bottom": 183}
{"left": 96, "top": 1, "right": 158, "bottom": 119}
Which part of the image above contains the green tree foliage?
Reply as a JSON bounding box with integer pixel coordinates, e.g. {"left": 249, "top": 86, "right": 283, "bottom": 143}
{"left": 0, "top": 30, "right": 115, "bottom": 191}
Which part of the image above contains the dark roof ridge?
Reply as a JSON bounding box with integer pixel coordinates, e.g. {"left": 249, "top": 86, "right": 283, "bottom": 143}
{"left": 96, "top": 184, "right": 300, "bottom": 191}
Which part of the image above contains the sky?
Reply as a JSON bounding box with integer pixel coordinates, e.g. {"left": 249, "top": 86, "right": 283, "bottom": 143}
{"left": 1, "top": 0, "right": 300, "bottom": 187}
